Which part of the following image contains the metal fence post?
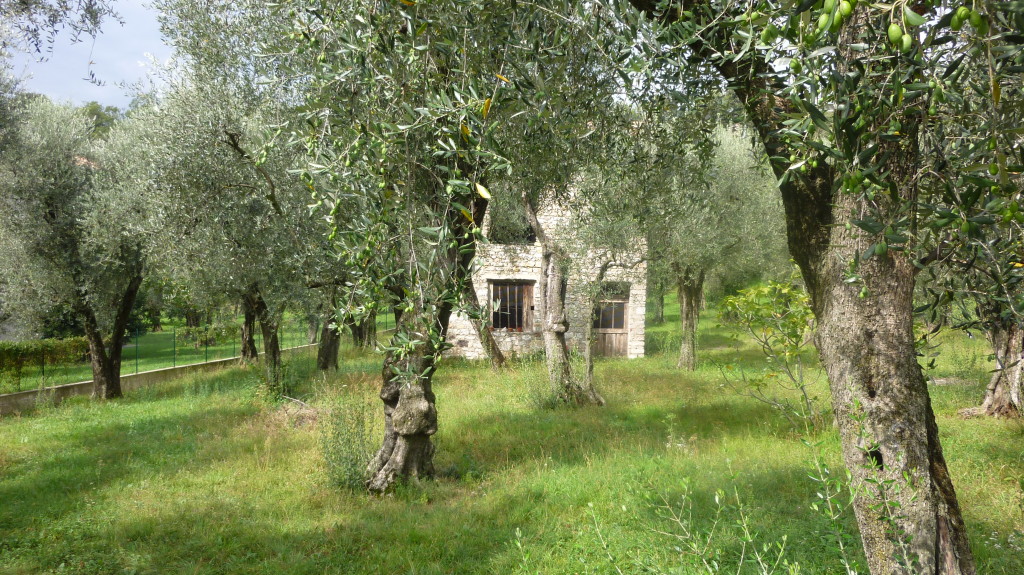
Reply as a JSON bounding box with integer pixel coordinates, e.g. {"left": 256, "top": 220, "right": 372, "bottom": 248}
{"left": 172, "top": 328, "right": 176, "bottom": 367}
{"left": 135, "top": 327, "right": 140, "bottom": 374}
{"left": 205, "top": 326, "right": 209, "bottom": 363}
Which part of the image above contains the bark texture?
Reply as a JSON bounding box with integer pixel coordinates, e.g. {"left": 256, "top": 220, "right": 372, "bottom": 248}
{"left": 365, "top": 309, "right": 440, "bottom": 493}
{"left": 650, "top": 278, "right": 665, "bottom": 325}
{"left": 240, "top": 292, "right": 259, "bottom": 362}
{"left": 243, "top": 287, "right": 281, "bottom": 385}
{"left": 307, "top": 316, "right": 320, "bottom": 345}
{"left": 347, "top": 310, "right": 377, "bottom": 348}
{"left": 982, "top": 322, "right": 1023, "bottom": 417}
{"left": 522, "top": 190, "right": 604, "bottom": 406}
{"left": 317, "top": 316, "right": 341, "bottom": 371}
{"left": 675, "top": 265, "right": 704, "bottom": 371}
{"left": 624, "top": 2, "right": 975, "bottom": 573}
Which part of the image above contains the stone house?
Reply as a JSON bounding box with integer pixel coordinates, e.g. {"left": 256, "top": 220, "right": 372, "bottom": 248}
{"left": 446, "top": 195, "right": 646, "bottom": 359}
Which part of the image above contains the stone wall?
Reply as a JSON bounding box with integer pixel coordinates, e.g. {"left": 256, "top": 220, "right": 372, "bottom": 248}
{"left": 447, "top": 193, "right": 646, "bottom": 360}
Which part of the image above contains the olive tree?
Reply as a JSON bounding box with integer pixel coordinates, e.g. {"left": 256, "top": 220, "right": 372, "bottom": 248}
{"left": 607, "top": 1, "right": 1023, "bottom": 572}
{"left": 132, "top": 74, "right": 309, "bottom": 389}
{"left": 0, "top": 98, "right": 147, "bottom": 398}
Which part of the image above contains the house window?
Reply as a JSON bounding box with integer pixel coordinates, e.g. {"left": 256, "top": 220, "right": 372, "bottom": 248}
{"left": 593, "top": 282, "right": 630, "bottom": 331}
{"left": 490, "top": 281, "right": 533, "bottom": 331}
{"left": 593, "top": 301, "right": 627, "bottom": 330}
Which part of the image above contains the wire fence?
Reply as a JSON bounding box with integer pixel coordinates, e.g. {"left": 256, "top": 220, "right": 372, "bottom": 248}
{"left": 1, "top": 309, "right": 404, "bottom": 396}
{"left": 0, "top": 316, "right": 317, "bottom": 395}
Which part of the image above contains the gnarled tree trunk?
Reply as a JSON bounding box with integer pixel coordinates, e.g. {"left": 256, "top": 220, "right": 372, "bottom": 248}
{"left": 317, "top": 321, "right": 341, "bottom": 371}
{"left": 243, "top": 288, "right": 281, "bottom": 386}
{"left": 366, "top": 306, "right": 441, "bottom": 492}
{"left": 347, "top": 310, "right": 377, "bottom": 348}
{"left": 675, "top": 265, "right": 704, "bottom": 371}
{"left": 522, "top": 190, "right": 604, "bottom": 406}
{"left": 982, "top": 322, "right": 1023, "bottom": 417}
{"left": 307, "top": 315, "right": 319, "bottom": 345}
{"left": 366, "top": 189, "right": 488, "bottom": 492}
{"left": 811, "top": 203, "right": 971, "bottom": 574}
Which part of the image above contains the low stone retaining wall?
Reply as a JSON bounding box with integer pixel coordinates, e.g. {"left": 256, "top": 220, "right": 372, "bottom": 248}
{"left": 0, "top": 344, "right": 317, "bottom": 416}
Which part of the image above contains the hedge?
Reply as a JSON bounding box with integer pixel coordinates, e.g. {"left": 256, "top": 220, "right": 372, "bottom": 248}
{"left": 0, "top": 338, "right": 90, "bottom": 389}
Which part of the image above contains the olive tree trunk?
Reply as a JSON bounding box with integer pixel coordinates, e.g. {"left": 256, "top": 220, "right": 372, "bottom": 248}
{"left": 317, "top": 308, "right": 342, "bottom": 371}
{"left": 675, "top": 265, "right": 704, "bottom": 371}
{"left": 366, "top": 190, "right": 489, "bottom": 492}
{"left": 240, "top": 291, "right": 259, "bottom": 362}
{"left": 81, "top": 272, "right": 143, "bottom": 399}
{"left": 243, "top": 288, "right": 281, "bottom": 386}
{"left": 366, "top": 306, "right": 442, "bottom": 492}
{"left": 347, "top": 310, "right": 377, "bottom": 348}
{"left": 810, "top": 202, "right": 971, "bottom": 574}
{"left": 982, "top": 322, "right": 1023, "bottom": 417}
{"left": 649, "top": 277, "right": 665, "bottom": 325}
{"left": 522, "top": 190, "right": 604, "bottom": 406}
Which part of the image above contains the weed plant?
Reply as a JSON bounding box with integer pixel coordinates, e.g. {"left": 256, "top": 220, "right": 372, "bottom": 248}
{"left": 320, "top": 383, "right": 376, "bottom": 490}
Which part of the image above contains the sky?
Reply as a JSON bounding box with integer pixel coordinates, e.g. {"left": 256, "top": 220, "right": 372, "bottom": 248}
{"left": 9, "top": 2, "right": 173, "bottom": 110}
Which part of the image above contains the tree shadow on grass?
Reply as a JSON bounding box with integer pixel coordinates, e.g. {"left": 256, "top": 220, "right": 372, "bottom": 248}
{"left": 0, "top": 399, "right": 258, "bottom": 535}
{"left": 437, "top": 396, "right": 793, "bottom": 482}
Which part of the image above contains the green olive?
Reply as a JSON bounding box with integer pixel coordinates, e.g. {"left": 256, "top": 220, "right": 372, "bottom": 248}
{"left": 900, "top": 33, "right": 913, "bottom": 53}
{"left": 839, "top": 0, "right": 853, "bottom": 16}
{"left": 888, "top": 22, "right": 903, "bottom": 45}
{"left": 818, "top": 12, "right": 830, "bottom": 31}
{"left": 831, "top": 13, "right": 844, "bottom": 31}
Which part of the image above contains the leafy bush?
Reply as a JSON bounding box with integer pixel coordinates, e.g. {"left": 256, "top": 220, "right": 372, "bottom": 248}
{"left": 719, "top": 278, "right": 828, "bottom": 430}
{"left": 176, "top": 323, "right": 237, "bottom": 350}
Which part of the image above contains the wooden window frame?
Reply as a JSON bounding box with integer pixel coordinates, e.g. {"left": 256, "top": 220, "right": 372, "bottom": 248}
{"left": 593, "top": 299, "right": 629, "bottom": 332}
{"left": 489, "top": 281, "right": 534, "bottom": 332}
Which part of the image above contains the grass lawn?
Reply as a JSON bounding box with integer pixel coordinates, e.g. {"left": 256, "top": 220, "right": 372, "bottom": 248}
{"left": 0, "top": 298, "right": 1022, "bottom": 574}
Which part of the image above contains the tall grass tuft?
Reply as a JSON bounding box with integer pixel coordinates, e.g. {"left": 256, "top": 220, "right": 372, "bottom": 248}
{"left": 320, "top": 385, "right": 375, "bottom": 490}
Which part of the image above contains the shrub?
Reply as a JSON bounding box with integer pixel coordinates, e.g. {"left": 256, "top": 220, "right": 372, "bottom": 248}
{"left": 719, "top": 278, "right": 828, "bottom": 431}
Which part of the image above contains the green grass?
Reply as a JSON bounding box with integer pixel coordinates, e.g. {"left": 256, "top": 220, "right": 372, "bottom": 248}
{"left": 1, "top": 298, "right": 1022, "bottom": 574}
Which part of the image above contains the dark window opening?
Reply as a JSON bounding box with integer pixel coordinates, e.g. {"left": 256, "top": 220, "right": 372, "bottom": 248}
{"left": 593, "top": 301, "right": 627, "bottom": 330}
{"left": 491, "top": 282, "right": 533, "bottom": 331}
